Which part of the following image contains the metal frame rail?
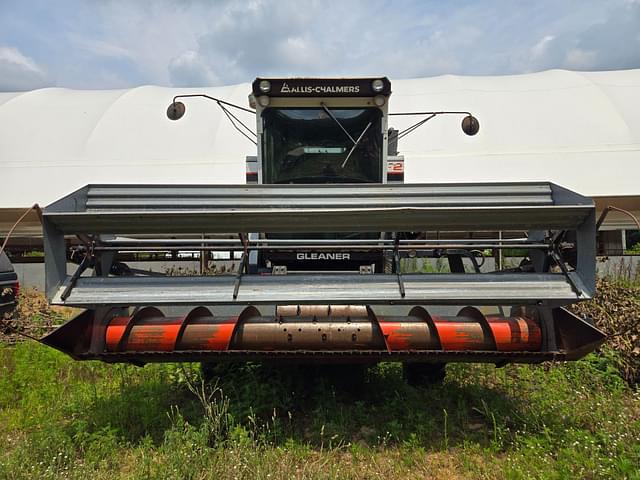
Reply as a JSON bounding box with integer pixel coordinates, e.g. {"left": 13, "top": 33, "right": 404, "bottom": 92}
{"left": 43, "top": 182, "right": 596, "bottom": 308}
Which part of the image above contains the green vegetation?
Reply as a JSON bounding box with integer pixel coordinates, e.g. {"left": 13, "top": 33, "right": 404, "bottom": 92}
{"left": 1, "top": 281, "right": 640, "bottom": 479}
{"left": 598, "top": 258, "right": 640, "bottom": 288}
{"left": 625, "top": 230, "right": 640, "bottom": 256}
{"left": 0, "top": 342, "right": 638, "bottom": 479}
{"left": 401, "top": 257, "right": 450, "bottom": 273}
{"left": 624, "top": 243, "right": 640, "bottom": 255}
{"left": 15, "top": 251, "right": 45, "bottom": 258}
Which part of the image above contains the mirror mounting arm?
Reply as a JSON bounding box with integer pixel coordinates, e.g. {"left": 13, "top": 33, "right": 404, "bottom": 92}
{"left": 389, "top": 111, "right": 480, "bottom": 137}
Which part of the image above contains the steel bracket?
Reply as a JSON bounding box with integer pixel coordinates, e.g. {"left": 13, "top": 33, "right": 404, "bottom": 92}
{"left": 393, "top": 235, "right": 405, "bottom": 298}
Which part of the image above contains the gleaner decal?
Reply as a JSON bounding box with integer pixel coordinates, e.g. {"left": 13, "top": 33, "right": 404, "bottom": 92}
{"left": 280, "top": 82, "right": 360, "bottom": 94}
{"left": 296, "top": 252, "right": 351, "bottom": 260}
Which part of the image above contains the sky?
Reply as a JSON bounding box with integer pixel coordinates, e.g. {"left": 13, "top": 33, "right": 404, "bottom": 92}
{"left": 0, "top": 0, "right": 639, "bottom": 91}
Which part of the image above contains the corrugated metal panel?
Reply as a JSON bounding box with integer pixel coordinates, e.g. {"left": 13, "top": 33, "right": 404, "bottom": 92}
{"left": 43, "top": 182, "right": 592, "bottom": 233}
{"left": 51, "top": 272, "right": 584, "bottom": 308}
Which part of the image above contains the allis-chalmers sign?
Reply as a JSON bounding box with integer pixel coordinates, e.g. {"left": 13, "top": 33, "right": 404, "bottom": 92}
{"left": 252, "top": 77, "right": 391, "bottom": 98}
{"left": 280, "top": 83, "right": 360, "bottom": 95}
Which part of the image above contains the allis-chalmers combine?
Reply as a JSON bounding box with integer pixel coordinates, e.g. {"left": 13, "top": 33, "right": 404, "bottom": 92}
{"left": 40, "top": 77, "right": 605, "bottom": 382}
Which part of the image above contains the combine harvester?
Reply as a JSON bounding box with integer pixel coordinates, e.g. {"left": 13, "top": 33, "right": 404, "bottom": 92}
{"left": 40, "top": 77, "right": 605, "bottom": 382}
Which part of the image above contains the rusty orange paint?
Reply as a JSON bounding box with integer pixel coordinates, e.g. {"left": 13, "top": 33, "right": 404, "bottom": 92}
{"left": 125, "top": 319, "right": 183, "bottom": 351}
{"left": 433, "top": 317, "right": 489, "bottom": 350}
{"left": 103, "top": 309, "right": 542, "bottom": 354}
{"left": 486, "top": 316, "right": 541, "bottom": 351}
{"left": 375, "top": 319, "right": 438, "bottom": 351}
{"left": 105, "top": 316, "right": 131, "bottom": 351}
{"left": 377, "top": 321, "right": 411, "bottom": 351}
{"left": 178, "top": 323, "right": 237, "bottom": 350}
{"left": 206, "top": 324, "right": 236, "bottom": 350}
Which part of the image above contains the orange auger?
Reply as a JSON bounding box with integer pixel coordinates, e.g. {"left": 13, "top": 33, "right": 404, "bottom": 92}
{"left": 377, "top": 306, "right": 541, "bottom": 352}
{"left": 81, "top": 304, "right": 543, "bottom": 355}
{"left": 105, "top": 307, "right": 237, "bottom": 352}
{"left": 42, "top": 302, "right": 604, "bottom": 364}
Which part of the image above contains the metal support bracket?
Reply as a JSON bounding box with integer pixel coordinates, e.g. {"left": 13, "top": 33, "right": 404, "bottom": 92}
{"left": 232, "top": 233, "right": 250, "bottom": 300}
{"left": 444, "top": 249, "right": 482, "bottom": 273}
{"left": 60, "top": 253, "right": 92, "bottom": 301}
{"left": 393, "top": 235, "right": 405, "bottom": 298}
{"left": 549, "top": 230, "right": 580, "bottom": 296}
{"left": 550, "top": 250, "right": 581, "bottom": 296}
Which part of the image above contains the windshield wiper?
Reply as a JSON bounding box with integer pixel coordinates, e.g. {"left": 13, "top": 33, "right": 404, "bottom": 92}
{"left": 320, "top": 102, "right": 372, "bottom": 169}
{"left": 341, "top": 122, "right": 371, "bottom": 168}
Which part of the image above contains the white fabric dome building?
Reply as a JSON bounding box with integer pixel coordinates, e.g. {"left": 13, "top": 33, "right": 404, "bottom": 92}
{"left": 1, "top": 69, "right": 639, "bottom": 248}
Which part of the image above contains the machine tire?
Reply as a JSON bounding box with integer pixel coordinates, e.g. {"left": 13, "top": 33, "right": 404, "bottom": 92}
{"left": 308, "top": 364, "right": 368, "bottom": 395}
{"left": 403, "top": 362, "right": 447, "bottom": 386}
{"left": 200, "top": 361, "right": 243, "bottom": 383}
{"left": 200, "top": 361, "right": 220, "bottom": 383}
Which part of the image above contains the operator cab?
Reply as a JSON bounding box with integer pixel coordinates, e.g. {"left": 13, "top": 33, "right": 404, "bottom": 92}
{"left": 247, "top": 77, "right": 394, "bottom": 273}
{"left": 248, "top": 77, "right": 394, "bottom": 185}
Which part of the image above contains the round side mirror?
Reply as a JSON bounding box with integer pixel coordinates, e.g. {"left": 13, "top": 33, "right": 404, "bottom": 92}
{"left": 166, "top": 101, "right": 186, "bottom": 120}
{"left": 461, "top": 115, "right": 480, "bottom": 136}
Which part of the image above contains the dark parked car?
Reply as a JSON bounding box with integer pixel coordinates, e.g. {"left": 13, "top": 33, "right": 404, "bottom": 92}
{"left": 0, "top": 252, "right": 19, "bottom": 316}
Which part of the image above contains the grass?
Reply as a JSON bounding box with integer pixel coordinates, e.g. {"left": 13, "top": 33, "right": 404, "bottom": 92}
{"left": 0, "top": 341, "right": 639, "bottom": 479}
{"left": 2, "top": 285, "right": 640, "bottom": 479}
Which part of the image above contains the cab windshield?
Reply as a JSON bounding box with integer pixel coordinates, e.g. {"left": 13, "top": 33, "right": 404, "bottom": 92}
{"left": 262, "top": 108, "right": 383, "bottom": 184}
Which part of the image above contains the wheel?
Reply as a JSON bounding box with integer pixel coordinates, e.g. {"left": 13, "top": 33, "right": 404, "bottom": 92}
{"left": 200, "top": 361, "right": 220, "bottom": 383}
{"left": 200, "top": 361, "right": 244, "bottom": 383}
{"left": 403, "top": 362, "right": 446, "bottom": 386}
{"left": 309, "top": 364, "right": 368, "bottom": 395}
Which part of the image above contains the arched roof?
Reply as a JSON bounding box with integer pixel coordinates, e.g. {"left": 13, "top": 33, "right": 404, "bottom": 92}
{"left": 394, "top": 69, "right": 640, "bottom": 199}
{"left": 0, "top": 69, "right": 639, "bottom": 214}
{"left": 0, "top": 82, "right": 254, "bottom": 209}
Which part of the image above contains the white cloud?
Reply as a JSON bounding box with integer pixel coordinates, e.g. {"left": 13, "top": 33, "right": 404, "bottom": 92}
{"left": 0, "top": 0, "right": 639, "bottom": 91}
{"left": 168, "top": 50, "right": 220, "bottom": 87}
{"left": 67, "top": 35, "right": 134, "bottom": 60}
{"left": 518, "top": 1, "right": 640, "bottom": 73}
{"left": 531, "top": 35, "right": 555, "bottom": 60}
{"left": 157, "top": 0, "right": 639, "bottom": 86}
{"left": 564, "top": 48, "right": 598, "bottom": 69}
{"left": 0, "top": 46, "right": 50, "bottom": 91}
